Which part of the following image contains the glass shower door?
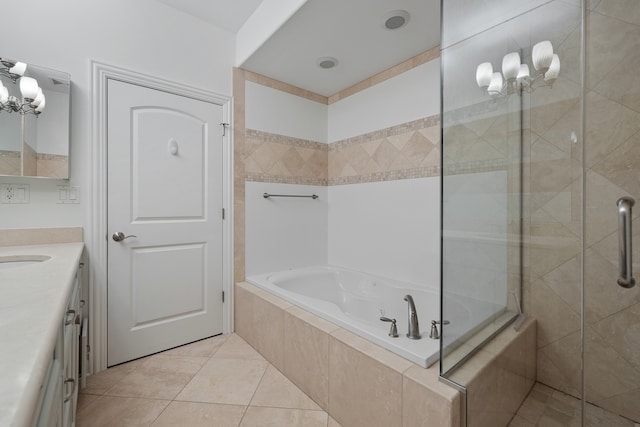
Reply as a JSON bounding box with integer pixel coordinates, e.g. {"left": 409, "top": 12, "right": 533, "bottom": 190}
{"left": 582, "top": 2, "right": 640, "bottom": 425}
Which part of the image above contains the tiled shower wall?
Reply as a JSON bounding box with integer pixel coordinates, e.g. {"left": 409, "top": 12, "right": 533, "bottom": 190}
{"left": 244, "top": 115, "right": 441, "bottom": 187}
{"left": 524, "top": 2, "right": 640, "bottom": 423}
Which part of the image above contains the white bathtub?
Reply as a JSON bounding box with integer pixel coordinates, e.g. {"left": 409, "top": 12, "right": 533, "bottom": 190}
{"left": 247, "top": 265, "right": 453, "bottom": 367}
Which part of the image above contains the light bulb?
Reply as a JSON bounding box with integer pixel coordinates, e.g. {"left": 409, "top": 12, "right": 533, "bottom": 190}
{"left": 19, "top": 77, "right": 39, "bottom": 100}
{"left": 476, "top": 62, "right": 493, "bottom": 88}
{"left": 9, "top": 61, "right": 27, "bottom": 77}
{"left": 487, "top": 72, "right": 503, "bottom": 95}
{"left": 544, "top": 54, "right": 560, "bottom": 82}
{"left": 0, "top": 86, "right": 8, "bottom": 104}
{"left": 35, "top": 96, "right": 46, "bottom": 113}
{"left": 517, "top": 64, "right": 530, "bottom": 80}
{"left": 32, "top": 88, "right": 44, "bottom": 107}
{"left": 532, "top": 41, "right": 554, "bottom": 71}
{"left": 502, "top": 52, "right": 521, "bottom": 80}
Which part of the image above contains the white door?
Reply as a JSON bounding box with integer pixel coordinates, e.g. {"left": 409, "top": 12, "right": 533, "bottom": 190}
{"left": 107, "top": 79, "right": 224, "bottom": 366}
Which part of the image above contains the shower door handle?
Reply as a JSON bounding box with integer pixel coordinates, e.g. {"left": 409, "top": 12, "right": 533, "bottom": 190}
{"left": 616, "top": 197, "right": 635, "bottom": 288}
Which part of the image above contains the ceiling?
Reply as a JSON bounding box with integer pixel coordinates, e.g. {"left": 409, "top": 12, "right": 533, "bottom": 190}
{"left": 155, "top": 0, "right": 441, "bottom": 97}
{"left": 154, "top": 0, "right": 264, "bottom": 33}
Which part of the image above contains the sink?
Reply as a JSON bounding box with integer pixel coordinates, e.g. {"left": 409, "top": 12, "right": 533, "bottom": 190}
{"left": 0, "top": 255, "right": 51, "bottom": 269}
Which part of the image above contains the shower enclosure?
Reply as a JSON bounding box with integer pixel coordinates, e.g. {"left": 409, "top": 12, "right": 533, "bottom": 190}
{"left": 440, "top": 0, "right": 640, "bottom": 425}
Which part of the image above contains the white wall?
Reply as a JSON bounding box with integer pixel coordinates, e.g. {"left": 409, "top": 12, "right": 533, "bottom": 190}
{"left": 246, "top": 182, "right": 328, "bottom": 276}
{"left": 328, "top": 178, "right": 440, "bottom": 287}
{"left": 245, "top": 79, "right": 328, "bottom": 275}
{"left": 328, "top": 60, "right": 440, "bottom": 142}
{"left": 0, "top": 0, "right": 234, "bottom": 237}
{"left": 245, "top": 81, "right": 327, "bottom": 142}
{"left": 326, "top": 59, "right": 441, "bottom": 287}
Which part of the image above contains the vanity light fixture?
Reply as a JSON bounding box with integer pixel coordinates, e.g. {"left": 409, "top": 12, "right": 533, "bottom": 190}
{"left": 475, "top": 40, "right": 560, "bottom": 97}
{"left": 0, "top": 59, "right": 45, "bottom": 116}
{"left": 0, "top": 58, "right": 26, "bottom": 82}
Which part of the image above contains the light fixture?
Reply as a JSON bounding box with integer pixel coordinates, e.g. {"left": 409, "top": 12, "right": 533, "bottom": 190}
{"left": 475, "top": 40, "right": 560, "bottom": 97}
{"left": 317, "top": 57, "right": 338, "bottom": 69}
{"left": 0, "top": 58, "right": 26, "bottom": 82}
{"left": 0, "top": 65, "right": 46, "bottom": 116}
{"left": 383, "top": 10, "right": 410, "bottom": 30}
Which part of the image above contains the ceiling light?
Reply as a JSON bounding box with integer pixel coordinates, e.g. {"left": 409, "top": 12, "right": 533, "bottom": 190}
{"left": 317, "top": 57, "right": 338, "bottom": 69}
{"left": 384, "top": 10, "right": 410, "bottom": 30}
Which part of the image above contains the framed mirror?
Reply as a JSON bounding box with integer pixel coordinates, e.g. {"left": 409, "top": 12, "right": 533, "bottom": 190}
{"left": 0, "top": 58, "right": 70, "bottom": 179}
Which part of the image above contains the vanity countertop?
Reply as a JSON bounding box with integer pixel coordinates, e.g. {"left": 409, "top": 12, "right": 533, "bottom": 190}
{"left": 0, "top": 242, "right": 84, "bottom": 427}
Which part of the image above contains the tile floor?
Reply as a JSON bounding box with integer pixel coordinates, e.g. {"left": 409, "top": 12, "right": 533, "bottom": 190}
{"left": 78, "top": 334, "right": 341, "bottom": 427}
{"left": 508, "top": 383, "right": 638, "bottom": 427}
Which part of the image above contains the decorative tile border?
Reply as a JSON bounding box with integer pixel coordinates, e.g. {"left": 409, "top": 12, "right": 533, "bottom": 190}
{"left": 0, "top": 150, "right": 20, "bottom": 158}
{"left": 329, "top": 116, "right": 440, "bottom": 149}
{"left": 246, "top": 129, "right": 328, "bottom": 151}
{"left": 246, "top": 115, "right": 443, "bottom": 186}
{"left": 246, "top": 172, "right": 328, "bottom": 187}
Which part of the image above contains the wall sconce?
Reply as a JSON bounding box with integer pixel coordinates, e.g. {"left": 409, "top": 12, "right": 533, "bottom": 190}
{"left": 0, "top": 58, "right": 45, "bottom": 116}
{"left": 476, "top": 40, "right": 560, "bottom": 97}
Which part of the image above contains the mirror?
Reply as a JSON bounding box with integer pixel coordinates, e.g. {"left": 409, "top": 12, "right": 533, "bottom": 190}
{"left": 0, "top": 58, "right": 70, "bottom": 179}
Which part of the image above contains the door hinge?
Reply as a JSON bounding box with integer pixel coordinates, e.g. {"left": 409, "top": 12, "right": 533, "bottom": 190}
{"left": 220, "top": 122, "right": 229, "bottom": 137}
{"left": 222, "top": 291, "right": 225, "bottom": 303}
{"left": 222, "top": 208, "right": 225, "bottom": 220}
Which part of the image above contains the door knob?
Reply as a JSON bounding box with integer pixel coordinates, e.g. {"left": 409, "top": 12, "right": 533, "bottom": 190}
{"left": 112, "top": 232, "right": 137, "bottom": 242}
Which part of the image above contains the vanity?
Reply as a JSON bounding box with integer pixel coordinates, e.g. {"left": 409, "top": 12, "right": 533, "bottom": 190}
{"left": 0, "top": 229, "right": 85, "bottom": 427}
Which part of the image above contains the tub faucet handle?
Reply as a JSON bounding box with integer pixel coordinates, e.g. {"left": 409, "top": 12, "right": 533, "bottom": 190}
{"left": 429, "top": 320, "right": 450, "bottom": 340}
{"left": 380, "top": 317, "right": 399, "bottom": 338}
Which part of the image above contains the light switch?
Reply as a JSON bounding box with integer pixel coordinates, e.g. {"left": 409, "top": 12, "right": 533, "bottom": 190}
{"left": 58, "top": 186, "right": 80, "bottom": 204}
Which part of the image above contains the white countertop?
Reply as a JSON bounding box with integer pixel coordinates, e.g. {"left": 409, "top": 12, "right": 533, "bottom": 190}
{"left": 0, "top": 243, "right": 84, "bottom": 427}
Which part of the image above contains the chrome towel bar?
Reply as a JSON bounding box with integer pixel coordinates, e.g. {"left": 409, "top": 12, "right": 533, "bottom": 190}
{"left": 263, "top": 193, "right": 318, "bottom": 199}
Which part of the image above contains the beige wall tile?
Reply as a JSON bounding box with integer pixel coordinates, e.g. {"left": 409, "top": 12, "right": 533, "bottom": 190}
{"left": 0, "top": 227, "right": 83, "bottom": 247}
{"left": 328, "top": 333, "right": 403, "bottom": 427}
{"left": 282, "top": 306, "right": 336, "bottom": 410}
{"left": 403, "top": 365, "right": 460, "bottom": 427}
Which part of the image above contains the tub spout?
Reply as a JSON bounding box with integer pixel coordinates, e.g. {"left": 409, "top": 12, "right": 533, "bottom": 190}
{"left": 404, "top": 295, "right": 421, "bottom": 340}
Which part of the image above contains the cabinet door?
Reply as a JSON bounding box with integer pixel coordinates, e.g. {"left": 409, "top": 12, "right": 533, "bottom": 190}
{"left": 35, "top": 360, "right": 62, "bottom": 427}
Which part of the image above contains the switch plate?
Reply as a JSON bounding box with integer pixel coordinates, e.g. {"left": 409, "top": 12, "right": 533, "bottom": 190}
{"left": 57, "top": 186, "right": 80, "bottom": 204}
{"left": 1, "top": 184, "right": 30, "bottom": 204}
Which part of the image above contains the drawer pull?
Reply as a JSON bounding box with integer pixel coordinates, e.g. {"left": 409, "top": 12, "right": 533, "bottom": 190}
{"left": 63, "top": 378, "right": 76, "bottom": 402}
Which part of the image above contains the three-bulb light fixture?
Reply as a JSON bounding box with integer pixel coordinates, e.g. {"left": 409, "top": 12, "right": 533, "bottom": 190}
{"left": 475, "top": 40, "right": 560, "bottom": 96}
{"left": 0, "top": 58, "right": 46, "bottom": 116}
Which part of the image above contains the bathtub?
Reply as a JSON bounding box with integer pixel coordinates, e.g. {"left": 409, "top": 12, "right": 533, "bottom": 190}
{"left": 247, "top": 265, "right": 452, "bottom": 367}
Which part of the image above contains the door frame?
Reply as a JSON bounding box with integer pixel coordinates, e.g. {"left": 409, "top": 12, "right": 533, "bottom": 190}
{"left": 90, "top": 61, "right": 234, "bottom": 373}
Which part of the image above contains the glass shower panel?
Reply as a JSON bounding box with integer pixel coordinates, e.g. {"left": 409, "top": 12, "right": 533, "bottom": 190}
{"left": 440, "top": 13, "right": 524, "bottom": 376}
{"left": 583, "top": 2, "right": 640, "bottom": 425}
{"left": 440, "top": 0, "right": 584, "bottom": 384}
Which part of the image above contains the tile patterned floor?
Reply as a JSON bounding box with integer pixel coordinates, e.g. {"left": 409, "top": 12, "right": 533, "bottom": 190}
{"left": 509, "top": 382, "right": 638, "bottom": 427}
{"left": 78, "top": 334, "right": 342, "bottom": 427}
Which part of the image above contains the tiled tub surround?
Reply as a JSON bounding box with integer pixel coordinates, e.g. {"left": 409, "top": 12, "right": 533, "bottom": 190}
{"left": 244, "top": 114, "right": 441, "bottom": 187}
{"left": 247, "top": 265, "right": 441, "bottom": 368}
{"left": 235, "top": 281, "right": 460, "bottom": 427}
